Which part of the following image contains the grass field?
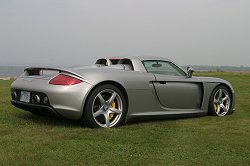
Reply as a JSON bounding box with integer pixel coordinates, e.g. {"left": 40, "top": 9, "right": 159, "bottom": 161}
{"left": 0, "top": 72, "right": 249, "bottom": 165}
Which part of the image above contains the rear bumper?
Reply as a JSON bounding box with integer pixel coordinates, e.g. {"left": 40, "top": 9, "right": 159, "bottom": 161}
{"left": 11, "top": 100, "right": 62, "bottom": 117}
{"left": 11, "top": 77, "right": 94, "bottom": 120}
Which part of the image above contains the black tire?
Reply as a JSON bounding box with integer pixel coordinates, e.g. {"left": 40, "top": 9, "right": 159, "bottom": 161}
{"left": 208, "top": 85, "right": 232, "bottom": 116}
{"left": 81, "top": 84, "right": 128, "bottom": 128}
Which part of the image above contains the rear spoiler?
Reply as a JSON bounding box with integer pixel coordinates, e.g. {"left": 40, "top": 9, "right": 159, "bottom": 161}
{"left": 24, "top": 67, "right": 85, "bottom": 80}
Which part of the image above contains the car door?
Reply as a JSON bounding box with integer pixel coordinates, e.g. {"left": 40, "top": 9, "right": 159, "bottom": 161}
{"left": 143, "top": 60, "right": 203, "bottom": 110}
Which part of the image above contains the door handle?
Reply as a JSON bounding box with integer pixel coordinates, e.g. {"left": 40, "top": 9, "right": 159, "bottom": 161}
{"left": 158, "top": 81, "right": 167, "bottom": 84}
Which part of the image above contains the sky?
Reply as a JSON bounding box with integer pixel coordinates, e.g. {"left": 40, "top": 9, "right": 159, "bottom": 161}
{"left": 0, "top": 0, "right": 250, "bottom": 67}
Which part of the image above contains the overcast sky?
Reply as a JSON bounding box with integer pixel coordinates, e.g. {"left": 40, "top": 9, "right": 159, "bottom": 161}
{"left": 0, "top": 0, "right": 249, "bottom": 66}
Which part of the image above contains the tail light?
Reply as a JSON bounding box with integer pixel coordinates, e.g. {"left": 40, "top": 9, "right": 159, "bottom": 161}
{"left": 49, "top": 74, "right": 83, "bottom": 86}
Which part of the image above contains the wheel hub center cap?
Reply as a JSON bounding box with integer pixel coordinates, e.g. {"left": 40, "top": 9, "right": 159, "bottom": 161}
{"left": 103, "top": 104, "right": 109, "bottom": 111}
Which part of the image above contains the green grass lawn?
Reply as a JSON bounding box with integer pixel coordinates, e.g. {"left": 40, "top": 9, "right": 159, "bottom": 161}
{"left": 0, "top": 72, "right": 249, "bottom": 165}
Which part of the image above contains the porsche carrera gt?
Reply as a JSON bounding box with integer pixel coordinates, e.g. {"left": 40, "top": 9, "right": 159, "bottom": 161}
{"left": 11, "top": 56, "right": 235, "bottom": 128}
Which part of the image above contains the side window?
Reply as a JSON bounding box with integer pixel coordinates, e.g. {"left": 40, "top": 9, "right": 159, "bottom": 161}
{"left": 143, "top": 61, "right": 186, "bottom": 76}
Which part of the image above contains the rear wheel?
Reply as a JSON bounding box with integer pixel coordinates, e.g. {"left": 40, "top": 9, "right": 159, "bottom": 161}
{"left": 208, "top": 85, "right": 232, "bottom": 116}
{"left": 82, "top": 84, "right": 127, "bottom": 128}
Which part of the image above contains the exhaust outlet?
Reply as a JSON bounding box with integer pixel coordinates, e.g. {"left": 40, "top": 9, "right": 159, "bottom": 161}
{"left": 33, "top": 95, "right": 40, "bottom": 103}
{"left": 11, "top": 92, "right": 17, "bottom": 99}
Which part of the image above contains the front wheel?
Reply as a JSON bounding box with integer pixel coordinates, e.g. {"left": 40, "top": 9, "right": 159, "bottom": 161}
{"left": 208, "top": 85, "right": 232, "bottom": 116}
{"left": 81, "top": 84, "right": 127, "bottom": 128}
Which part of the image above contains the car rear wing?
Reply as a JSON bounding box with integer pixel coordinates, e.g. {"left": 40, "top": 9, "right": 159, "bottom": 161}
{"left": 24, "top": 67, "right": 85, "bottom": 80}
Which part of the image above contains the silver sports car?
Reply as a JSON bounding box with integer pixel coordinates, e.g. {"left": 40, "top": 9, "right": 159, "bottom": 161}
{"left": 11, "top": 56, "right": 235, "bottom": 128}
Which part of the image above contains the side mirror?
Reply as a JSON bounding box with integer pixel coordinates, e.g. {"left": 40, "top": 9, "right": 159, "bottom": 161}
{"left": 187, "top": 66, "right": 194, "bottom": 78}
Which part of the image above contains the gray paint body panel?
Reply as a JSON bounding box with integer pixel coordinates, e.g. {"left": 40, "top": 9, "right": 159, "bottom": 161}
{"left": 153, "top": 82, "right": 202, "bottom": 109}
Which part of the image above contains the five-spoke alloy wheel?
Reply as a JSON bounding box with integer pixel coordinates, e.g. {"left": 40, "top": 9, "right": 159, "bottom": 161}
{"left": 209, "top": 85, "right": 232, "bottom": 116}
{"left": 82, "top": 84, "right": 127, "bottom": 128}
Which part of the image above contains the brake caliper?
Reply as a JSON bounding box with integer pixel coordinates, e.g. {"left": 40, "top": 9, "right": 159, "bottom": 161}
{"left": 109, "top": 101, "right": 116, "bottom": 120}
{"left": 214, "top": 97, "right": 218, "bottom": 112}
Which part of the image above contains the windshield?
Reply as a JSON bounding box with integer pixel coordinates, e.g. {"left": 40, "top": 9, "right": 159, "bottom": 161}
{"left": 142, "top": 60, "right": 186, "bottom": 76}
